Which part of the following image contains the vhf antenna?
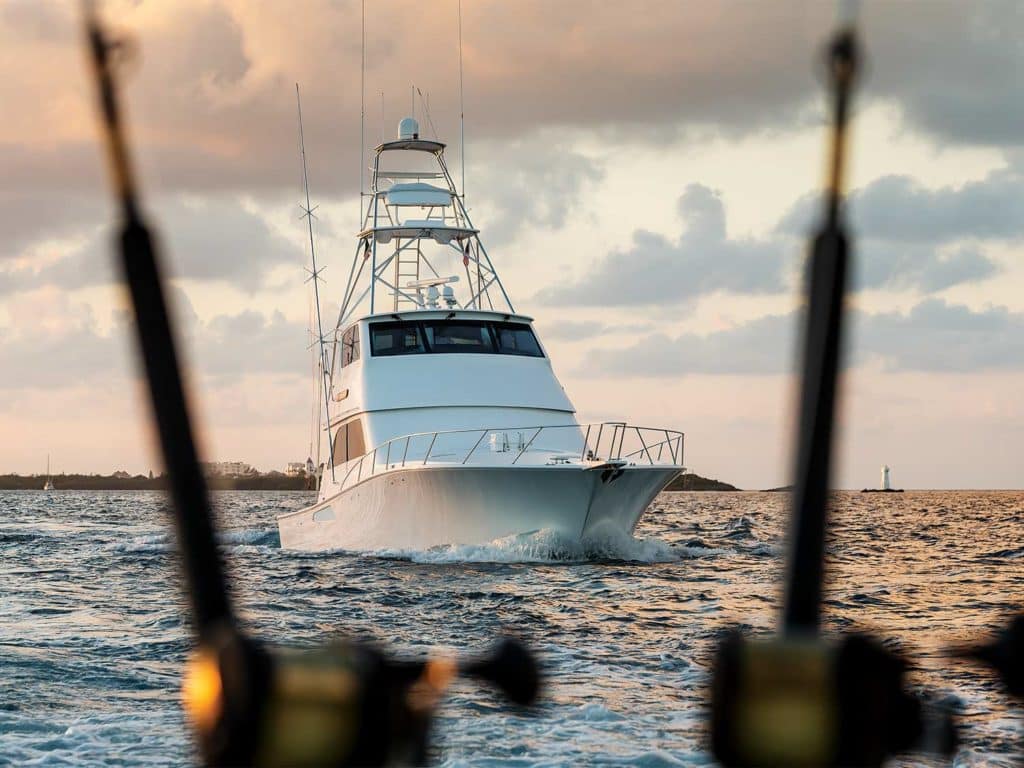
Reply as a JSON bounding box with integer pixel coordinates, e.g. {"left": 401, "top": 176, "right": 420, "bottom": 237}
{"left": 295, "top": 83, "right": 336, "bottom": 482}
{"left": 359, "top": 0, "right": 365, "bottom": 231}
{"left": 457, "top": 0, "right": 466, "bottom": 198}
{"left": 417, "top": 87, "right": 441, "bottom": 140}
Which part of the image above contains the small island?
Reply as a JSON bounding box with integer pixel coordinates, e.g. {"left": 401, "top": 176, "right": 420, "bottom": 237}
{"left": 664, "top": 473, "right": 740, "bottom": 491}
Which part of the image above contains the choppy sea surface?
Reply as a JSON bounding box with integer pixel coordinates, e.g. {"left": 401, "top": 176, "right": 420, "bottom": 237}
{"left": 1, "top": 490, "right": 1022, "bottom": 766}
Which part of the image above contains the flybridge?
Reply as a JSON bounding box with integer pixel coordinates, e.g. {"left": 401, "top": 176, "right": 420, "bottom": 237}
{"left": 336, "top": 116, "right": 514, "bottom": 327}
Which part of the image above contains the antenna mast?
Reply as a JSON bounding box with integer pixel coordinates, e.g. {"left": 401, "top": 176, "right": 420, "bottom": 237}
{"left": 458, "top": 0, "right": 466, "bottom": 197}
{"left": 417, "top": 87, "right": 440, "bottom": 139}
{"left": 295, "top": 83, "right": 336, "bottom": 481}
{"left": 359, "top": 0, "right": 365, "bottom": 230}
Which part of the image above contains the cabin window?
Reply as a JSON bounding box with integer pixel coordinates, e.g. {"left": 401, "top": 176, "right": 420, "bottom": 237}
{"left": 492, "top": 322, "right": 543, "bottom": 357}
{"left": 368, "top": 319, "right": 545, "bottom": 358}
{"left": 370, "top": 322, "right": 427, "bottom": 356}
{"left": 422, "top": 321, "right": 495, "bottom": 353}
{"left": 341, "top": 325, "right": 361, "bottom": 367}
{"left": 332, "top": 418, "right": 366, "bottom": 466}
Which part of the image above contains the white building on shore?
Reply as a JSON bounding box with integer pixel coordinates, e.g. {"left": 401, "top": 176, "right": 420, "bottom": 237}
{"left": 200, "top": 461, "right": 255, "bottom": 477}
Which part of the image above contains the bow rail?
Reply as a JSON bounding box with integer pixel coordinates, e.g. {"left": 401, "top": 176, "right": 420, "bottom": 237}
{"left": 325, "top": 422, "right": 684, "bottom": 495}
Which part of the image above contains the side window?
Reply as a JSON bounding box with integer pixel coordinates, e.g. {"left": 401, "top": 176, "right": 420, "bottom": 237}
{"left": 332, "top": 418, "right": 366, "bottom": 466}
{"left": 492, "top": 322, "right": 544, "bottom": 357}
{"left": 332, "top": 424, "right": 347, "bottom": 466}
{"left": 341, "top": 326, "right": 361, "bottom": 367}
{"left": 347, "top": 419, "right": 365, "bottom": 459}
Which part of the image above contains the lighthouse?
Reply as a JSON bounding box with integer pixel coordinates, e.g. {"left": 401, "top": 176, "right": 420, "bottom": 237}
{"left": 880, "top": 465, "right": 891, "bottom": 491}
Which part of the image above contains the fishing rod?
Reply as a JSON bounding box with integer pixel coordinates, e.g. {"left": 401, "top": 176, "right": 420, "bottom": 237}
{"left": 709, "top": 9, "right": 956, "bottom": 767}
{"left": 83, "top": 4, "right": 539, "bottom": 766}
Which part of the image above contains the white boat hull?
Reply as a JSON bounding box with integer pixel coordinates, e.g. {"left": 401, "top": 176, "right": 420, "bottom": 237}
{"left": 277, "top": 464, "right": 679, "bottom": 552}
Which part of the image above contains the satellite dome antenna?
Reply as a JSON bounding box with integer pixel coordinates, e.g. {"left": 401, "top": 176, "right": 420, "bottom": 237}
{"left": 399, "top": 116, "right": 419, "bottom": 140}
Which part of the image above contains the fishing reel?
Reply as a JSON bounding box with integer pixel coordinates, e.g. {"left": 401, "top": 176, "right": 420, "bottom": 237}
{"left": 710, "top": 630, "right": 957, "bottom": 767}
{"left": 182, "top": 623, "right": 540, "bottom": 767}
{"left": 957, "top": 612, "right": 1024, "bottom": 698}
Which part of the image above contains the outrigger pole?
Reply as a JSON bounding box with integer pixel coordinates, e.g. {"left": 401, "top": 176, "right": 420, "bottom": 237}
{"left": 295, "top": 84, "right": 337, "bottom": 482}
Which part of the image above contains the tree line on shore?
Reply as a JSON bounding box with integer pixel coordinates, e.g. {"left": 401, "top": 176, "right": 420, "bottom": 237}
{"left": 0, "top": 473, "right": 312, "bottom": 491}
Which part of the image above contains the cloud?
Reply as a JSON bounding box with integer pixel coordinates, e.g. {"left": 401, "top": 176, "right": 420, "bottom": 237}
{"left": 0, "top": 191, "right": 106, "bottom": 262}
{"left": 864, "top": 1, "right": 1024, "bottom": 149}
{"left": 536, "top": 160, "right": 1017, "bottom": 310}
{"left": 781, "top": 169, "right": 1024, "bottom": 244}
{"left": 0, "top": 289, "right": 307, "bottom": 391}
{"left": 190, "top": 309, "right": 308, "bottom": 378}
{"left": 776, "top": 168, "right": 1024, "bottom": 293}
{"left": 535, "top": 319, "right": 655, "bottom": 342}
{"left": 0, "top": 195, "right": 304, "bottom": 295}
{"left": 1, "top": 2, "right": 827, "bottom": 196}
{"left": 4, "top": 1, "right": 1020, "bottom": 207}
{"left": 470, "top": 138, "right": 603, "bottom": 246}
{"left": 0, "top": 292, "right": 128, "bottom": 390}
{"left": 578, "top": 299, "right": 1024, "bottom": 378}
{"left": 856, "top": 244, "right": 998, "bottom": 293}
{"left": 579, "top": 312, "right": 796, "bottom": 377}
{"left": 863, "top": 299, "right": 1024, "bottom": 373}
{"left": 535, "top": 184, "right": 787, "bottom": 307}
{"left": 854, "top": 171, "right": 1024, "bottom": 244}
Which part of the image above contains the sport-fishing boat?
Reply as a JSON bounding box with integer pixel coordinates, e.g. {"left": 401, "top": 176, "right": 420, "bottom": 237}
{"left": 277, "top": 118, "right": 684, "bottom": 551}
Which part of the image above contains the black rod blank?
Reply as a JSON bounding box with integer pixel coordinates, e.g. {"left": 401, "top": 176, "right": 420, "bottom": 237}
{"left": 85, "top": 5, "right": 235, "bottom": 639}
{"left": 781, "top": 28, "right": 859, "bottom": 634}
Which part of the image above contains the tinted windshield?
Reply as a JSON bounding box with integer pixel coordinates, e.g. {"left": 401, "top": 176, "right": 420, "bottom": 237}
{"left": 422, "top": 321, "right": 495, "bottom": 353}
{"left": 369, "top": 319, "right": 543, "bottom": 358}
{"left": 369, "top": 322, "right": 427, "bottom": 356}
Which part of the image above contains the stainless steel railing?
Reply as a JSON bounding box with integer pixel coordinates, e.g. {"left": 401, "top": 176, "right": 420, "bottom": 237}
{"left": 326, "top": 422, "right": 684, "bottom": 495}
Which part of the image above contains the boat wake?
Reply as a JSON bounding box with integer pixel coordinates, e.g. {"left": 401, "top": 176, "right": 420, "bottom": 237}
{"left": 368, "top": 523, "right": 725, "bottom": 565}
{"left": 110, "top": 522, "right": 724, "bottom": 565}
{"left": 112, "top": 526, "right": 280, "bottom": 554}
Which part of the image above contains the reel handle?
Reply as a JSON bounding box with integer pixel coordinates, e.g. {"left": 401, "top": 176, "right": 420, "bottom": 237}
{"left": 183, "top": 629, "right": 542, "bottom": 767}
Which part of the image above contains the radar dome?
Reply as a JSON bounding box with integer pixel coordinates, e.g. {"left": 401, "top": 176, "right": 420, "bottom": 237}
{"left": 398, "top": 117, "right": 419, "bottom": 140}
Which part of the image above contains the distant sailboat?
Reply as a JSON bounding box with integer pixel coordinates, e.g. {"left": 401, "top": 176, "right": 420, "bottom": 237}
{"left": 43, "top": 455, "right": 55, "bottom": 491}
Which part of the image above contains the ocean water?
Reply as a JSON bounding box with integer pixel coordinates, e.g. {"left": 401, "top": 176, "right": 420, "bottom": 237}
{"left": 0, "top": 490, "right": 1021, "bottom": 766}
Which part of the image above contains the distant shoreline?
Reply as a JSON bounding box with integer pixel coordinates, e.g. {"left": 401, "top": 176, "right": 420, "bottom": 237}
{"left": 0, "top": 474, "right": 314, "bottom": 491}
{"left": 3, "top": 473, "right": 1018, "bottom": 493}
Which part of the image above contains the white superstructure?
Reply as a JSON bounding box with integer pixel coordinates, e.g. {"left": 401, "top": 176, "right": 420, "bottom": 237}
{"left": 278, "top": 118, "right": 684, "bottom": 551}
{"left": 881, "top": 464, "right": 891, "bottom": 491}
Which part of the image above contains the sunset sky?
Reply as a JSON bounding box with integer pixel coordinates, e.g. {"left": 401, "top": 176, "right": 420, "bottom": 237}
{"left": 2, "top": 0, "right": 1022, "bottom": 489}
